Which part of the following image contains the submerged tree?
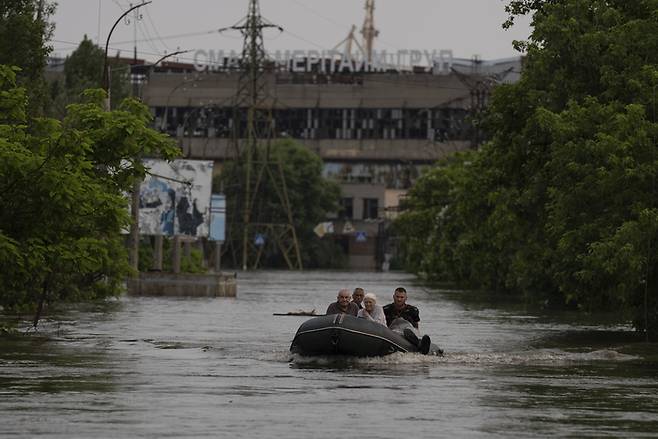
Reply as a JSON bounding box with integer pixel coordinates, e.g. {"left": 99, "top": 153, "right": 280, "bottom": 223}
{"left": 0, "top": 65, "right": 179, "bottom": 326}
{"left": 396, "top": 0, "right": 658, "bottom": 336}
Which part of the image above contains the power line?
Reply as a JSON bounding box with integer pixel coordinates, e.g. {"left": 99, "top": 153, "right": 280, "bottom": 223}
{"left": 112, "top": 28, "right": 237, "bottom": 45}
{"left": 144, "top": 7, "right": 171, "bottom": 51}
{"left": 287, "top": 0, "right": 351, "bottom": 32}
{"left": 106, "top": 1, "right": 402, "bottom": 50}
{"left": 111, "top": 0, "right": 126, "bottom": 11}
{"left": 281, "top": 29, "right": 325, "bottom": 50}
{"left": 51, "top": 38, "right": 199, "bottom": 63}
{"left": 285, "top": 0, "right": 401, "bottom": 51}
{"left": 138, "top": 16, "right": 164, "bottom": 55}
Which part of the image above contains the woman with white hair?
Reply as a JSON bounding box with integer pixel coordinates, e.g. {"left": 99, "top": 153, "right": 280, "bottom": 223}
{"left": 357, "top": 292, "right": 387, "bottom": 326}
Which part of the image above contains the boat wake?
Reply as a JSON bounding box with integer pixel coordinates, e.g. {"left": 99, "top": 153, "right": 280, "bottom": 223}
{"left": 443, "top": 348, "right": 638, "bottom": 366}
{"left": 283, "top": 348, "right": 638, "bottom": 367}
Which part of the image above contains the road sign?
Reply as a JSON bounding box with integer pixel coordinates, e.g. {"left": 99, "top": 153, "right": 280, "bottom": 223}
{"left": 209, "top": 194, "right": 226, "bottom": 242}
{"left": 355, "top": 231, "right": 367, "bottom": 242}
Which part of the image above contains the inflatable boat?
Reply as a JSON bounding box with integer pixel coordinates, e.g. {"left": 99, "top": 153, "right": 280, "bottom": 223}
{"left": 289, "top": 313, "right": 443, "bottom": 357}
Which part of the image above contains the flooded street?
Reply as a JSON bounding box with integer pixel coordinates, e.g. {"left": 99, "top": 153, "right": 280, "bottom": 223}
{"left": 1, "top": 270, "right": 657, "bottom": 438}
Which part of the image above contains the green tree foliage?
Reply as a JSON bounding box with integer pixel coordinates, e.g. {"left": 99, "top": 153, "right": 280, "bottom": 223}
{"left": 396, "top": 0, "right": 658, "bottom": 336}
{"left": 215, "top": 139, "right": 342, "bottom": 268}
{"left": 0, "top": 0, "right": 55, "bottom": 115}
{"left": 137, "top": 238, "right": 207, "bottom": 274}
{"left": 0, "top": 65, "right": 178, "bottom": 325}
{"left": 49, "top": 36, "right": 131, "bottom": 118}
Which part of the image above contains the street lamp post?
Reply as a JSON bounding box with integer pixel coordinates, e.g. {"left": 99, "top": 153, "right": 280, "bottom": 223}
{"left": 102, "top": 1, "right": 151, "bottom": 108}
{"left": 128, "top": 49, "right": 192, "bottom": 273}
{"left": 127, "top": 50, "right": 194, "bottom": 274}
{"left": 132, "top": 49, "right": 192, "bottom": 100}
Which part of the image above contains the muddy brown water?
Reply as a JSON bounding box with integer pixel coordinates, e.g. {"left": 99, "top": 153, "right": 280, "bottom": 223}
{"left": 1, "top": 270, "right": 657, "bottom": 438}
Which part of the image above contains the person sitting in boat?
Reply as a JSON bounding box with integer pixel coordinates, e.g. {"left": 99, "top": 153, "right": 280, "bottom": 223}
{"left": 357, "top": 293, "right": 386, "bottom": 326}
{"left": 326, "top": 288, "right": 359, "bottom": 316}
{"left": 351, "top": 287, "right": 365, "bottom": 309}
{"left": 383, "top": 287, "right": 432, "bottom": 354}
{"left": 383, "top": 287, "right": 420, "bottom": 329}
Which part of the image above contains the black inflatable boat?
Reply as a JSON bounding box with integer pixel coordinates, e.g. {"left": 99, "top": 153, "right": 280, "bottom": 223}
{"left": 290, "top": 313, "right": 443, "bottom": 357}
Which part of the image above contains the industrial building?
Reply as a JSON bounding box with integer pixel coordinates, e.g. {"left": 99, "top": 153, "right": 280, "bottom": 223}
{"left": 40, "top": 0, "right": 524, "bottom": 270}
{"left": 139, "top": 54, "right": 521, "bottom": 269}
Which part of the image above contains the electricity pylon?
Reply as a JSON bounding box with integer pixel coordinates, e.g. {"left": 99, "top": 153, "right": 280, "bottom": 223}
{"left": 222, "top": 0, "right": 302, "bottom": 271}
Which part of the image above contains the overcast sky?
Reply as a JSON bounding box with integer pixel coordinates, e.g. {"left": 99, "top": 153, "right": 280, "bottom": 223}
{"left": 50, "top": 0, "right": 533, "bottom": 63}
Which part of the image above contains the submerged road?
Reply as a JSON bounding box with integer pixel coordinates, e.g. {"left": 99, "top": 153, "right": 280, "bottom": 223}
{"left": 1, "top": 270, "right": 657, "bottom": 438}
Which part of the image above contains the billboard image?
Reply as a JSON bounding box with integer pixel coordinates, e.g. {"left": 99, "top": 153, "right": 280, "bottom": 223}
{"left": 138, "top": 159, "right": 214, "bottom": 237}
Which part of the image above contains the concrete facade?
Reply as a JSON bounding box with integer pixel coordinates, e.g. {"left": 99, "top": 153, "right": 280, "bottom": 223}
{"left": 139, "top": 58, "right": 522, "bottom": 270}
{"left": 127, "top": 272, "right": 237, "bottom": 297}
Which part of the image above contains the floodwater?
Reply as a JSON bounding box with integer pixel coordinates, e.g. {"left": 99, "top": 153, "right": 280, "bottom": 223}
{"left": 1, "top": 270, "right": 657, "bottom": 438}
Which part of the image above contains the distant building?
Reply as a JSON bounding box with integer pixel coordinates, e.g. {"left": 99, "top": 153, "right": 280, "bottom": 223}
{"left": 140, "top": 55, "right": 523, "bottom": 270}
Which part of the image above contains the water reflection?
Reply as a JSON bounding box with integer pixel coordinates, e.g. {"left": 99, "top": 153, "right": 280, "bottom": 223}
{"left": 0, "top": 333, "right": 117, "bottom": 395}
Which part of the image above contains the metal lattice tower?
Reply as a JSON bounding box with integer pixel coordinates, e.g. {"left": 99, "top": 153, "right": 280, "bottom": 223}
{"left": 224, "top": 0, "right": 302, "bottom": 271}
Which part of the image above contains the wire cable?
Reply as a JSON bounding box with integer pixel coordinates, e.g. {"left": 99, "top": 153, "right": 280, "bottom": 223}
{"left": 144, "top": 7, "right": 171, "bottom": 51}
{"left": 285, "top": 0, "right": 401, "bottom": 51}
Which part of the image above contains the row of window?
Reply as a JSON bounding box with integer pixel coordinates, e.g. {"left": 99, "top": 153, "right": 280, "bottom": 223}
{"left": 153, "top": 107, "right": 471, "bottom": 141}
{"left": 323, "top": 162, "right": 426, "bottom": 189}
{"left": 339, "top": 197, "right": 379, "bottom": 220}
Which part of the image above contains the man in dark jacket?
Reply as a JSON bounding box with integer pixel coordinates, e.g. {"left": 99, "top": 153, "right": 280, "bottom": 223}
{"left": 351, "top": 287, "right": 365, "bottom": 309}
{"left": 326, "top": 288, "right": 359, "bottom": 316}
{"left": 383, "top": 287, "right": 420, "bottom": 329}
{"left": 383, "top": 287, "right": 431, "bottom": 354}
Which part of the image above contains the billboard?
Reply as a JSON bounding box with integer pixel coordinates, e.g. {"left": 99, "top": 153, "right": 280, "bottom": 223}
{"left": 138, "top": 159, "right": 214, "bottom": 237}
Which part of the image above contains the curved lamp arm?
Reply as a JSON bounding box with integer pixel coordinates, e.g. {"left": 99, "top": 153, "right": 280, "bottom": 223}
{"left": 102, "top": 1, "right": 152, "bottom": 91}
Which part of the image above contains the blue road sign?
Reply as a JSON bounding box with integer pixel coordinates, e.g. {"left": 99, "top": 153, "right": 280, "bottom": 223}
{"left": 209, "top": 194, "right": 226, "bottom": 242}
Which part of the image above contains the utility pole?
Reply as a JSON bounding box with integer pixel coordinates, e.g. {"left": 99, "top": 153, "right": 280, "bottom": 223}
{"left": 222, "top": 0, "right": 302, "bottom": 271}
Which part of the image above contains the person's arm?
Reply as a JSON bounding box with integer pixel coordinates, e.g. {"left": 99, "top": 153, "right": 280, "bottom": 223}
{"left": 326, "top": 303, "right": 335, "bottom": 315}
{"left": 358, "top": 309, "right": 371, "bottom": 321}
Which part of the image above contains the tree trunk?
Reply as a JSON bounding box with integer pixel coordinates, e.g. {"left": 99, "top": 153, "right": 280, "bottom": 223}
{"left": 33, "top": 277, "right": 49, "bottom": 328}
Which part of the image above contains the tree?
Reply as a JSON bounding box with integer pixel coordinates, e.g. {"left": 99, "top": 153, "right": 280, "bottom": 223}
{"left": 396, "top": 0, "right": 658, "bottom": 336}
{"left": 48, "top": 36, "right": 131, "bottom": 118}
{"left": 0, "top": 65, "right": 179, "bottom": 326}
{"left": 215, "top": 139, "right": 342, "bottom": 268}
{"left": 0, "top": 0, "right": 55, "bottom": 115}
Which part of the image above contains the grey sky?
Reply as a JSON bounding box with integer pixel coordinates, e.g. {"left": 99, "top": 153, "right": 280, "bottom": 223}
{"left": 50, "top": 0, "right": 532, "bottom": 63}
